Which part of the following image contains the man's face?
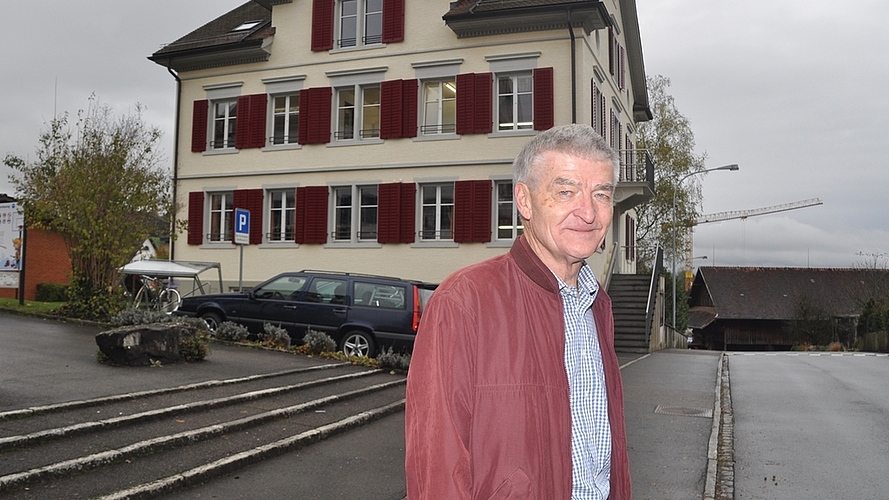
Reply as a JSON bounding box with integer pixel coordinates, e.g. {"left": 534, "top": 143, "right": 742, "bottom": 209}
{"left": 516, "top": 151, "right": 615, "bottom": 275}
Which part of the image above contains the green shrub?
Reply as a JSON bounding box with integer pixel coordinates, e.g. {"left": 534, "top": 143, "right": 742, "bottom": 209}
{"left": 215, "top": 321, "right": 249, "bottom": 342}
{"left": 260, "top": 323, "right": 291, "bottom": 349}
{"left": 179, "top": 333, "right": 210, "bottom": 362}
{"left": 111, "top": 307, "right": 171, "bottom": 326}
{"left": 376, "top": 347, "right": 411, "bottom": 371}
{"left": 302, "top": 329, "right": 336, "bottom": 355}
{"left": 35, "top": 283, "right": 68, "bottom": 303}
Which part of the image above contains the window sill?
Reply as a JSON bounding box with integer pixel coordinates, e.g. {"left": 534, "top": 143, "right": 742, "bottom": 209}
{"left": 323, "top": 241, "right": 383, "bottom": 249}
{"left": 327, "top": 138, "right": 384, "bottom": 147}
{"left": 259, "top": 241, "right": 299, "bottom": 249}
{"left": 262, "top": 143, "right": 301, "bottom": 152}
{"left": 200, "top": 242, "right": 236, "bottom": 249}
{"left": 202, "top": 148, "right": 239, "bottom": 156}
{"left": 413, "top": 133, "right": 460, "bottom": 143}
{"left": 487, "top": 240, "right": 515, "bottom": 248}
{"left": 487, "top": 129, "right": 537, "bottom": 138}
{"left": 329, "top": 43, "right": 386, "bottom": 55}
{"left": 410, "top": 241, "right": 459, "bottom": 249}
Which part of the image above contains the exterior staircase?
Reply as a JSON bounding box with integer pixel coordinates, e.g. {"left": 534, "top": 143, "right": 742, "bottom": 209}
{"left": 609, "top": 273, "right": 652, "bottom": 352}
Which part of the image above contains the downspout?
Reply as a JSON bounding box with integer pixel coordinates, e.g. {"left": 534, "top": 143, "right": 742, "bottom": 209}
{"left": 567, "top": 10, "right": 577, "bottom": 124}
{"left": 166, "top": 58, "right": 181, "bottom": 261}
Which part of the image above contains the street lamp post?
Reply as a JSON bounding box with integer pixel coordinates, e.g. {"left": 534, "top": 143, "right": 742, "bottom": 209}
{"left": 671, "top": 164, "right": 739, "bottom": 340}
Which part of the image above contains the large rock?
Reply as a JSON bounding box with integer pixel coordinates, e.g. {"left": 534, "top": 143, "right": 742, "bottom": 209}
{"left": 96, "top": 323, "right": 202, "bottom": 366}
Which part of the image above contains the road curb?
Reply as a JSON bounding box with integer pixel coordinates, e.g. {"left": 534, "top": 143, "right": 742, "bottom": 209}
{"left": 703, "top": 352, "right": 724, "bottom": 499}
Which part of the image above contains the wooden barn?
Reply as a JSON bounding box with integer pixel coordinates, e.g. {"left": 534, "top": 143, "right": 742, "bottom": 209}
{"left": 687, "top": 266, "right": 889, "bottom": 350}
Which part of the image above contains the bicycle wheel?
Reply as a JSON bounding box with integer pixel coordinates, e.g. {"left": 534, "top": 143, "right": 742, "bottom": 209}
{"left": 158, "top": 288, "right": 182, "bottom": 314}
{"left": 133, "top": 285, "right": 152, "bottom": 309}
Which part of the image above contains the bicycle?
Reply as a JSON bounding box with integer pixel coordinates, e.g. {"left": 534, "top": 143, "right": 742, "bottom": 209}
{"left": 133, "top": 275, "right": 182, "bottom": 314}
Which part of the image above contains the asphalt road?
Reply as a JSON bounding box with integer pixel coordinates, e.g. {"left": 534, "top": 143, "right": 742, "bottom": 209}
{"left": 729, "top": 352, "right": 889, "bottom": 499}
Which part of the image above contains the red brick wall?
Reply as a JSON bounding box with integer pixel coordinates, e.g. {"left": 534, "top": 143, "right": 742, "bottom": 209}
{"left": 0, "top": 229, "right": 71, "bottom": 301}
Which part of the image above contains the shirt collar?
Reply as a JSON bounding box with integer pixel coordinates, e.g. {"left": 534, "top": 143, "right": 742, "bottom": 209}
{"left": 554, "top": 263, "right": 600, "bottom": 298}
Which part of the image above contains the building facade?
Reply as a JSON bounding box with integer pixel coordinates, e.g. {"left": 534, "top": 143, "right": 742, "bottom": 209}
{"left": 150, "top": 0, "right": 653, "bottom": 290}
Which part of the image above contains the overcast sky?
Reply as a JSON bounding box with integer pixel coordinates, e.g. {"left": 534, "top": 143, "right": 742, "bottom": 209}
{"left": 2, "top": 1, "right": 886, "bottom": 270}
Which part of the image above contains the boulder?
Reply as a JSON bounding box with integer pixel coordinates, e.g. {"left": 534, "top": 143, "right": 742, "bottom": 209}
{"left": 96, "top": 322, "right": 202, "bottom": 366}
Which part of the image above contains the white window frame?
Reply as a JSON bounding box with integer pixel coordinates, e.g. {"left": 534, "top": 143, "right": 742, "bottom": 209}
{"left": 212, "top": 99, "right": 238, "bottom": 149}
{"left": 332, "top": 185, "right": 378, "bottom": 243}
{"left": 271, "top": 93, "right": 299, "bottom": 146}
{"left": 208, "top": 192, "right": 233, "bottom": 243}
{"left": 494, "top": 180, "right": 523, "bottom": 241}
{"left": 420, "top": 183, "right": 454, "bottom": 241}
{"left": 496, "top": 72, "right": 534, "bottom": 132}
{"left": 267, "top": 189, "right": 296, "bottom": 243}
{"left": 337, "top": 0, "right": 383, "bottom": 49}
{"left": 335, "top": 84, "right": 381, "bottom": 141}
{"left": 421, "top": 79, "right": 457, "bottom": 136}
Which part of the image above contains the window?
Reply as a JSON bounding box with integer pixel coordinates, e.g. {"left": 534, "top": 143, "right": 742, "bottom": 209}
{"left": 336, "top": 85, "right": 380, "bottom": 140}
{"left": 421, "top": 184, "right": 454, "bottom": 241}
{"left": 268, "top": 189, "right": 296, "bottom": 242}
{"left": 497, "top": 73, "right": 533, "bottom": 131}
{"left": 338, "top": 0, "right": 382, "bottom": 48}
{"left": 333, "top": 185, "right": 378, "bottom": 242}
{"left": 495, "top": 181, "right": 523, "bottom": 240}
{"left": 305, "top": 278, "right": 349, "bottom": 304}
{"left": 252, "top": 275, "right": 307, "bottom": 300}
{"left": 422, "top": 80, "right": 456, "bottom": 135}
{"left": 209, "top": 193, "right": 233, "bottom": 242}
{"left": 212, "top": 100, "right": 237, "bottom": 149}
{"left": 272, "top": 94, "right": 299, "bottom": 145}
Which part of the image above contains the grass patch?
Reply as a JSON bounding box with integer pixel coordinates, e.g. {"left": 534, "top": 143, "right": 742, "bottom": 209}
{"left": 0, "top": 298, "right": 64, "bottom": 315}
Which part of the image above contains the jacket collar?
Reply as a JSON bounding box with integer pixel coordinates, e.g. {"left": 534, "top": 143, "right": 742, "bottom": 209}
{"left": 509, "top": 235, "right": 561, "bottom": 294}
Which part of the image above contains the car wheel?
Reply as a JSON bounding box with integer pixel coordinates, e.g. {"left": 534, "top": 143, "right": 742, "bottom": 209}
{"left": 341, "top": 330, "right": 375, "bottom": 358}
{"left": 200, "top": 312, "right": 222, "bottom": 333}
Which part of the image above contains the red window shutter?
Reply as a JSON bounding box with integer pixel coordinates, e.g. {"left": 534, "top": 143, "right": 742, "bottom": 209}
{"left": 295, "top": 186, "right": 329, "bottom": 244}
{"left": 455, "top": 73, "right": 475, "bottom": 135}
{"left": 381, "top": 0, "right": 405, "bottom": 43}
{"left": 380, "top": 80, "right": 404, "bottom": 140}
{"left": 235, "top": 95, "right": 268, "bottom": 149}
{"left": 377, "top": 182, "right": 416, "bottom": 243}
{"left": 234, "top": 189, "right": 264, "bottom": 244}
{"left": 299, "top": 87, "right": 332, "bottom": 145}
{"left": 250, "top": 94, "right": 267, "bottom": 148}
{"left": 311, "top": 0, "right": 334, "bottom": 51}
{"left": 619, "top": 45, "right": 626, "bottom": 90}
{"left": 533, "top": 67, "right": 554, "bottom": 131}
{"left": 454, "top": 180, "right": 492, "bottom": 243}
{"left": 187, "top": 191, "right": 204, "bottom": 245}
{"left": 402, "top": 79, "right": 418, "bottom": 138}
{"left": 191, "top": 100, "right": 208, "bottom": 153}
{"left": 473, "top": 73, "right": 492, "bottom": 134}
{"left": 235, "top": 95, "right": 250, "bottom": 149}
{"left": 398, "top": 182, "right": 416, "bottom": 242}
{"left": 608, "top": 28, "right": 616, "bottom": 77}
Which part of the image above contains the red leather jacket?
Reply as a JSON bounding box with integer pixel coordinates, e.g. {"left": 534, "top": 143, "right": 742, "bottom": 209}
{"left": 405, "top": 236, "right": 630, "bottom": 499}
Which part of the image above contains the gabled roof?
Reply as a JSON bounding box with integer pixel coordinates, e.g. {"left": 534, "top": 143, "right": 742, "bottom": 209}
{"left": 148, "top": 1, "right": 274, "bottom": 72}
{"left": 443, "top": 0, "right": 650, "bottom": 122}
{"left": 689, "top": 266, "right": 889, "bottom": 321}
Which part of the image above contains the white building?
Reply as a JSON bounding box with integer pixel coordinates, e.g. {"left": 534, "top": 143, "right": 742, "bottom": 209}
{"left": 150, "top": 0, "right": 654, "bottom": 291}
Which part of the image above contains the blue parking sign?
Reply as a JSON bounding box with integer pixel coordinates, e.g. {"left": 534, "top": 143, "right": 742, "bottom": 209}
{"left": 234, "top": 208, "right": 250, "bottom": 245}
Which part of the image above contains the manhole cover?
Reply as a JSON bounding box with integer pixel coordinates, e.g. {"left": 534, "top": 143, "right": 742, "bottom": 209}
{"left": 653, "top": 405, "right": 713, "bottom": 418}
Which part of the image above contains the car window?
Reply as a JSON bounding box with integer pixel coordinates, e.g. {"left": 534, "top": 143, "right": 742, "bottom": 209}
{"left": 354, "top": 281, "right": 406, "bottom": 310}
{"left": 304, "top": 278, "right": 349, "bottom": 304}
{"left": 252, "top": 275, "right": 307, "bottom": 300}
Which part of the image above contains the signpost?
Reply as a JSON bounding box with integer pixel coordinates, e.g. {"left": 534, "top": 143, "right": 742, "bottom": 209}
{"left": 234, "top": 208, "right": 249, "bottom": 291}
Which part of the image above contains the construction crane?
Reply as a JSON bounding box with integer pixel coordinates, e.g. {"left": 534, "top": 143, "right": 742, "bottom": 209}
{"left": 683, "top": 198, "right": 823, "bottom": 287}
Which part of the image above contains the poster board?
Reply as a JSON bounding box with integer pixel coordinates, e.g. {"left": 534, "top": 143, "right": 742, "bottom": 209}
{"left": 0, "top": 203, "right": 24, "bottom": 288}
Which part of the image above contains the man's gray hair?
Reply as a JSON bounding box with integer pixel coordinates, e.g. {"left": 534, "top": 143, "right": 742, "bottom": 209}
{"left": 513, "top": 124, "right": 620, "bottom": 189}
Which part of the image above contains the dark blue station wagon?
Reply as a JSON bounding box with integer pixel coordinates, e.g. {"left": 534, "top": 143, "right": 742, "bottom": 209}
{"left": 174, "top": 270, "right": 436, "bottom": 357}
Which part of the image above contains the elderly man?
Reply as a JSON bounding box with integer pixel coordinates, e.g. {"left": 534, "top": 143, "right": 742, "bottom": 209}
{"left": 405, "top": 124, "right": 630, "bottom": 499}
